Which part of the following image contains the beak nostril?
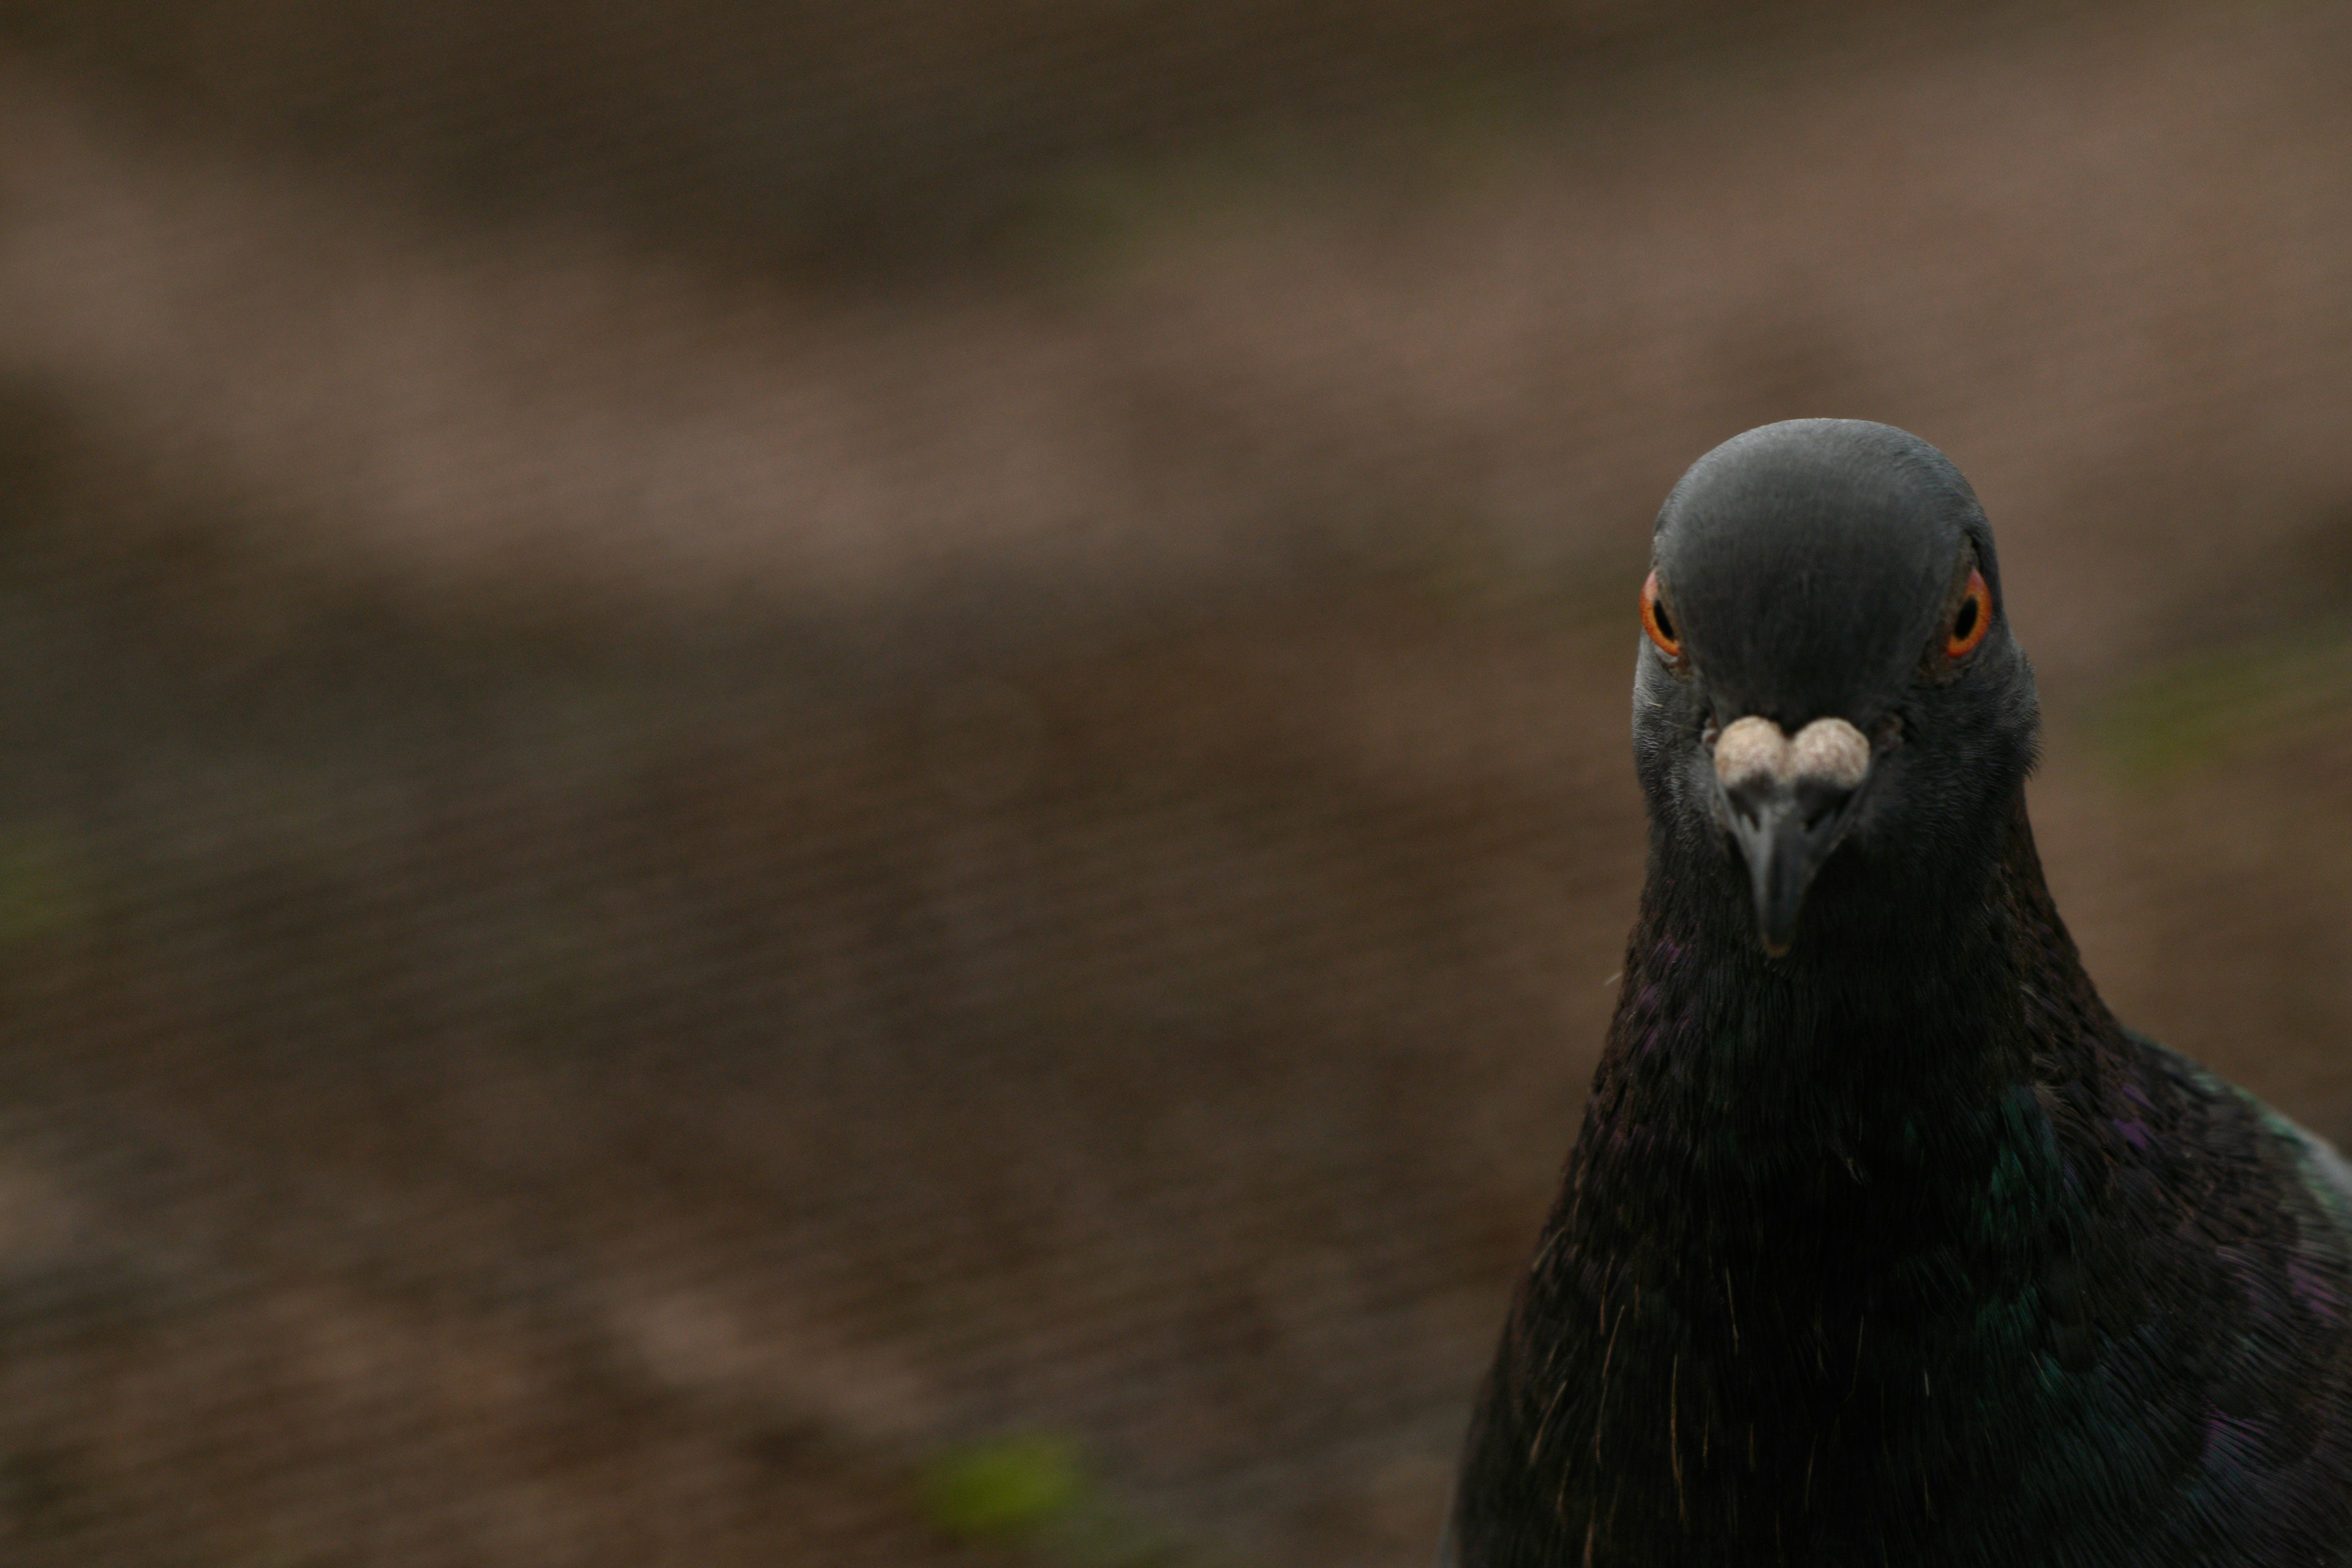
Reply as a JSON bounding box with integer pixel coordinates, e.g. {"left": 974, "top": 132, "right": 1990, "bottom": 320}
{"left": 1795, "top": 777, "right": 1854, "bottom": 829}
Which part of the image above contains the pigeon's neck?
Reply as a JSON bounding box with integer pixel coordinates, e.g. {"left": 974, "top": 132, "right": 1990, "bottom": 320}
{"left": 1474, "top": 796, "right": 2117, "bottom": 1558}
{"left": 1593, "top": 790, "right": 2083, "bottom": 1178}
{"left": 1558, "top": 791, "right": 2106, "bottom": 1316}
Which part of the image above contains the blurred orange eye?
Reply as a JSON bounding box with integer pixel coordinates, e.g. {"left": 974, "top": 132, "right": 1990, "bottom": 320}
{"left": 1946, "top": 568, "right": 1992, "bottom": 660}
{"left": 1640, "top": 570, "right": 1683, "bottom": 660}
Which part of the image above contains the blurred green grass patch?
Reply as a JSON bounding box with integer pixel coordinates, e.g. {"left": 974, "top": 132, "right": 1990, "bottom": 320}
{"left": 0, "top": 827, "right": 89, "bottom": 941}
{"left": 2087, "top": 624, "right": 2352, "bottom": 785}
{"left": 921, "top": 1434, "right": 1087, "bottom": 1542}
{"left": 918, "top": 1434, "right": 1191, "bottom": 1565}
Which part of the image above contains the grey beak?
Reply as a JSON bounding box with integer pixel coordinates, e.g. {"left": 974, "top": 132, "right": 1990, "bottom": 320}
{"left": 1713, "top": 717, "right": 1872, "bottom": 957}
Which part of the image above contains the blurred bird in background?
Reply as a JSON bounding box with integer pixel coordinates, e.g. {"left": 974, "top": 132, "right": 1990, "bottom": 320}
{"left": 0, "top": 4, "right": 2350, "bottom": 1565}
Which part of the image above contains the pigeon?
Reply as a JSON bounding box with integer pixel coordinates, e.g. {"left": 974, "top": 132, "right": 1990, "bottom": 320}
{"left": 1443, "top": 420, "right": 2352, "bottom": 1567}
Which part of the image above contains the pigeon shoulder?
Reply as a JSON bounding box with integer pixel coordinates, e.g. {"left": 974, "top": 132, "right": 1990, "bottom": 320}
{"left": 2119, "top": 1028, "right": 2352, "bottom": 1229}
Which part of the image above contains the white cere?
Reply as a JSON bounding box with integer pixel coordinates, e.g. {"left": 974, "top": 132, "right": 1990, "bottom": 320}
{"left": 1789, "top": 718, "right": 1871, "bottom": 791}
{"left": 1713, "top": 715, "right": 1871, "bottom": 793}
{"left": 1712, "top": 716, "right": 1791, "bottom": 790}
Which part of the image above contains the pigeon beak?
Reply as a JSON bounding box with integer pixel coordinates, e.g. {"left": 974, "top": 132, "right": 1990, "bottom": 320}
{"left": 1725, "top": 791, "right": 1845, "bottom": 957}
{"left": 1712, "top": 717, "right": 1872, "bottom": 958}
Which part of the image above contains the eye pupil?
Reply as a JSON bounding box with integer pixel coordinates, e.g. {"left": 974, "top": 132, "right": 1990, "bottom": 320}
{"left": 1640, "top": 570, "right": 1683, "bottom": 660}
{"left": 1943, "top": 567, "right": 1991, "bottom": 660}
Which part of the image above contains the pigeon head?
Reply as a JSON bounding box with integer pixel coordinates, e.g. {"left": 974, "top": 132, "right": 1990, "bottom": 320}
{"left": 1632, "top": 419, "right": 2039, "bottom": 957}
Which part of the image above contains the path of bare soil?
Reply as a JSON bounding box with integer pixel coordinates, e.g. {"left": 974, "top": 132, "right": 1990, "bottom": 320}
{"left": 4, "top": 5, "right": 2351, "bottom": 678}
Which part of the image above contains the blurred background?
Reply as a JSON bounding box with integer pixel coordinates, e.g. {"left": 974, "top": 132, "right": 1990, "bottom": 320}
{"left": 0, "top": 1, "right": 2349, "bottom": 1561}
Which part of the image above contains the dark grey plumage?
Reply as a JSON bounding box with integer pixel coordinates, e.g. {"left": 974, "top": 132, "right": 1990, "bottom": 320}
{"left": 1446, "top": 420, "right": 2352, "bottom": 1567}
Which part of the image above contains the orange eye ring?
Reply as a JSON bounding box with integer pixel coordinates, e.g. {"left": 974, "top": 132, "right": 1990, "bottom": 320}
{"left": 1640, "top": 570, "right": 1683, "bottom": 661}
{"left": 1946, "top": 568, "right": 1992, "bottom": 660}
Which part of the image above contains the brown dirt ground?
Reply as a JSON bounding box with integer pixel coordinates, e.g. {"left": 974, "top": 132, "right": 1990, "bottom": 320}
{"left": 0, "top": 5, "right": 2348, "bottom": 1564}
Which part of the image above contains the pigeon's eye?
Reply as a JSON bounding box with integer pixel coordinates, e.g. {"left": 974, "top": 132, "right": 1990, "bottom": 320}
{"left": 1945, "top": 569, "right": 1992, "bottom": 660}
{"left": 1640, "top": 571, "right": 1683, "bottom": 662}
